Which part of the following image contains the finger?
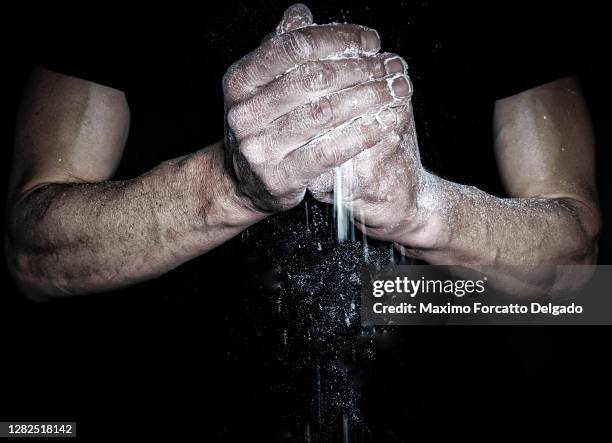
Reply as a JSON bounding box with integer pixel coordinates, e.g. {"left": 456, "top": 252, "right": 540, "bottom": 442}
{"left": 308, "top": 170, "right": 335, "bottom": 203}
{"left": 276, "top": 3, "right": 314, "bottom": 34}
{"left": 310, "top": 133, "right": 402, "bottom": 210}
{"left": 260, "top": 3, "right": 314, "bottom": 44}
{"left": 307, "top": 132, "right": 401, "bottom": 203}
{"left": 344, "top": 135, "right": 405, "bottom": 228}
{"left": 284, "top": 107, "right": 401, "bottom": 183}
{"left": 223, "top": 24, "right": 381, "bottom": 105}
{"left": 349, "top": 105, "right": 412, "bottom": 169}
{"left": 308, "top": 105, "right": 412, "bottom": 202}
{"left": 345, "top": 134, "right": 402, "bottom": 198}
{"left": 245, "top": 73, "right": 412, "bottom": 158}
{"left": 228, "top": 54, "right": 407, "bottom": 140}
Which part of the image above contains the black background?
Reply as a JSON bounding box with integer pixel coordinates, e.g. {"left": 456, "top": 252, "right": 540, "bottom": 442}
{"left": 2, "top": 1, "right": 611, "bottom": 441}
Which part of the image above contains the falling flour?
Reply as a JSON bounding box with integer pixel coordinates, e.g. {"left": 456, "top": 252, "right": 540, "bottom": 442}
{"left": 238, "top": 14, "right": 424, "bottom": 441}
{"left": 333, "top": 161, "right": 352, "bottom": 242}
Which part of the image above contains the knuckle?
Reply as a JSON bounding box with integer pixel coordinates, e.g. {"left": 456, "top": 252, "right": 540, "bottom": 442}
{"left": 353, "top": 125, "right": 370, "bottom": 148}
{"left": 390, "top": 131, "right": 403, "bottom": 144}
{"left": 314, "top": 143, "right": 342, "bottom": 169}
{"left": 260, "top": 171, "right": 284, "bottom": 196}
{"left": 301, "top": 63, "right": 336, "bottom": 92}
{"left": 308, "top": 172, "right": 334, "bottom": 195}
{"left": 226, "top": 106, "right": 242, "bottom": 132}
{"left": 352, "top": 82, "right": 384, "bottom": 108}
{"left": 238, "top": 137, "right": 260, "bottom": 163}
{"left": 294, "top": 63, "right": 314, "bottom": 91}
{"left": 373, "top": 81, "right": 391, "bottom": 102}
{"left": 227, "top": 100, "right": 257, "bottom": 138}
{"left": 292, "top": 31, "right": 315, "bottom": 58}
{"left": 272, "top": 33, "right": 292, "bottom": 53}
{"left": 222, "top": 62, "right": 241, "bottom": 94}
{"left": 365, "top": 57, "right": 386, "bottom": 78}
{"left": 344, "top": 126, "right": 369, "bottom": 155}
{"left": 223, "top": 61, "right": 255, "bottom": 104}
{"left": 308, "top": 97, "right": 334, "bottom": 126}
{"left": 278, "top": 31, "right": 313, "bottom": 61}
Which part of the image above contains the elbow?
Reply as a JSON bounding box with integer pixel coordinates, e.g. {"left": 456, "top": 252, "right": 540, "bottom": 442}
{"left": 582, "top": 221, "right": 601, "bottom": 265}
{"left": 4, "top": 204, "right": 67, "bottom": 301}
{"left": 4, "top": 234, "right": 57, "bottom": 302}
{"left": 5, "top": 238, "right": 45, "bottom": 302}
{"left": 543, "top": 198, "right": 601, "bottom": 297}
{"left": 564, "top": 197, "right": 601, "bottom": 265}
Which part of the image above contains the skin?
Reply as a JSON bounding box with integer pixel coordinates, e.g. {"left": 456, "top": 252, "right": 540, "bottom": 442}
{"left": 5, "top": 6, "right": 403, "bottom": 298}
{"left": 6, "top": 68, "right": 261, "bottom": 297}
{"left": 5, "top": 4, "right": 600, "bottom": 300}
{"left": 223, "top": 14, "right": 412, "bottom": 212}
{"left": 344, "top": 76, "right": 600, "bottom": 296}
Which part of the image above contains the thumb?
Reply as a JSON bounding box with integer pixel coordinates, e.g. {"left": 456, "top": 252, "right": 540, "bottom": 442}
{"left": 276, "top": 3, "right": 314, "bottom": 35}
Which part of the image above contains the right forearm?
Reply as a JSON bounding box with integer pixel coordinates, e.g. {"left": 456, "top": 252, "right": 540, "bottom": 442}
{"left": 5, "top": 141, "right": 266, "bottom": 298}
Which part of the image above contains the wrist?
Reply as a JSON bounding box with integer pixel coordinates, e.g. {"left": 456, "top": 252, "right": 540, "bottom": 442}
{"left": 193, "top": 141, "right": 269, "bottom": 229}
{"left": 394, "top": 170, "right": 452, "bottom": 251}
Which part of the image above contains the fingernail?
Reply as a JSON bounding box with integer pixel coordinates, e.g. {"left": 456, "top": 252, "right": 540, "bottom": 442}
{"left": 361, "top": 29, "right": 380, "bottom": 53}
{"left": 390, "top": 75, "right": 412, "bottom": 98}
{"left": 377, "top": 108, "right": 396, "bottom": 128}
{"left": 384, "top": 56, "right": 407, "bottom": 75}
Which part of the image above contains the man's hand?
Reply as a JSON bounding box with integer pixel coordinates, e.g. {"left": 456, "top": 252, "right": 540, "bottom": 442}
{"left": 307, "top": 100, "right": 423, "bottom": 242}
{"left": 222, "top": 4, "right": 412, "bottom": 213}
